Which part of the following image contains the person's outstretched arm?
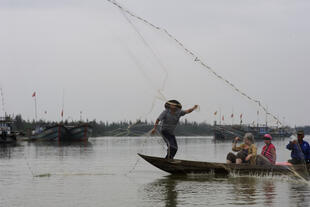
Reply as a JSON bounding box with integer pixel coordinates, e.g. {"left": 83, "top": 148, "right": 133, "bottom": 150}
{"left": 184, "top": 105, "right": 198, "bottom": 114}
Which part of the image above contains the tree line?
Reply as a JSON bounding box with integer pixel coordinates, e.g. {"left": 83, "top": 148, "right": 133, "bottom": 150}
{"left": 11, "top": 114, "right": 310, "bottom": 137}
{"left": 13, "top": 115, "right": 214, "bottom": 137}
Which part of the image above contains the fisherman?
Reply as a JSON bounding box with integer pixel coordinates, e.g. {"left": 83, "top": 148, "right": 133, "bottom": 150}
{"left": 226, "top": 133, "right": 257, "bottom": 164}
{"left": 151, "top": 100, "right": 198, "bottom": 159}
{"left": 286, "top": 130, "right": 310, "bottom": 164}
{"left": 256, "top": 134, "right": 276, "bottom": 165}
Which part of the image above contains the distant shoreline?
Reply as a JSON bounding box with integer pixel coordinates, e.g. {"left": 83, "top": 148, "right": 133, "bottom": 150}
{"left": 12, "top": 115, "right": 310, "bottom": 137}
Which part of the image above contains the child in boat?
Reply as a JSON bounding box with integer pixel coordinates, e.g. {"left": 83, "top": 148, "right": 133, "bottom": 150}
{"left": 151, "top": 100, "right": 198, "bottom": 159}
{"left": 226, "top": 133, "right": 257, "bottom": 164}
{"left": 256, "top": 134, "right": 276, "bottom": 165}
{"left": 286, "top": 130, "right": 310, "bottom": 164}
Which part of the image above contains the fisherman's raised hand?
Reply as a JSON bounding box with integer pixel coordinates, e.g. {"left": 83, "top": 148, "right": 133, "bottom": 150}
{"left": 151, "top": 128, "right": 156, "bottom": 135}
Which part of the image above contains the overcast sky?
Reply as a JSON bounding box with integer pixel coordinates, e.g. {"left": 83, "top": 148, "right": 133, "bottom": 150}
{"left": 1, "top": 0, "right": 309, "bottom": 126}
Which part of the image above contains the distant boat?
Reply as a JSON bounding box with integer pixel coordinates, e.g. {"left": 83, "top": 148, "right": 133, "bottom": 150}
{"left": 138, "top": 153, "right": 309, "bottom": 179}
{"left": 30, "top": 124, "right": 68, "bottom": 141}
{"left": 66, "top": 124, "right": 93, "bottom": 141}
{"left": 30, "top": 123, "right": 92, "bottom": 141}
{"left": 0, "top": 116, "right": 17, "bottom": 144}
{"left": 213, "top": 124, "right": 292, "bottom": 140}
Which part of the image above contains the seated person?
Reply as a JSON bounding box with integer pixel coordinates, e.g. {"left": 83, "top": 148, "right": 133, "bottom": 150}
{"left": 226, "top": 133, "right": 257, "bottom": 164}
{"left": 286, "top": 130, "right": 310, "bottom": 164}
{"left": 256, "top": 134, "right": 276, "bottom": 165}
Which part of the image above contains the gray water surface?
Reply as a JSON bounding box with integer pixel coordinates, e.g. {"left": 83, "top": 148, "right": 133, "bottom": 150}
{"left": 0, "top": 136, "right": 309, "bottom": 207}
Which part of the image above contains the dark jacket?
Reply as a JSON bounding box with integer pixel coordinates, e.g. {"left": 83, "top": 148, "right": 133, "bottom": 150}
{"left": 286, "top": 140, "right": 310, "bottom": 161}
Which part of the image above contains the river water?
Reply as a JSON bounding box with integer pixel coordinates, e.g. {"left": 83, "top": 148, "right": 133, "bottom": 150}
{"left": 0, "top": 136, "right": 309, "bottom": 207}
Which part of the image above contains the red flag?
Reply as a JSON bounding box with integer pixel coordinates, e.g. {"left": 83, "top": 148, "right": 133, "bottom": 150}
{"left": 240, "top": 114, "right": 243, "bottom": 119}
{"left": 214, "top": 111, "right": 217, "bottom": 115}
{"left": 231, "top": 113, "right": 234, "bottom": 118}
{"left": 32, "top": 92, "right": 36, "bottom": 97}
{"left": 222, "top": 115, "right": 224, "bottom": 121}
{"left": 61, "top": 110, "right": 63, "bottom": 117}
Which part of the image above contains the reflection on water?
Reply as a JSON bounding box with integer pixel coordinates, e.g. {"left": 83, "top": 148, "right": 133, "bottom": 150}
{"left": 228, "top": 177, "right": 257, "bottom": 205}
{"left": 0, "top": 144, "right": 16, "bottom": 159}
{"left": 141, "top": 175, "right": 279, "bottom": 206}
{"left": 140, "top": 174, "right": 310, "bottom": 207}
{"left": 0, "top": 137, "right": 310, "bottom": 207}
{"left": 142, "top": 176, "right": 179, "bottom": 207}
{"left": 289, "top": 183, "right": 310, "bottom": 207}
{"left": 27, "top": 141, "right": 93, "bottom": 158}
{"left": 262, "top": 180, "right": 276, "bottom": 205}
{"left": 141, "top": 175, "right": 236, "bottom": 206}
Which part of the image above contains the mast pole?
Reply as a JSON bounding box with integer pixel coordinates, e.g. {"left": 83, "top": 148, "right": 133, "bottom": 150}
{"left": 0, "top": 87, "right": 5, "bottom": 117}
{"left": 34, "top": 96, "right": 37, "bottom": 122}
{"left": 61, "top": 89, "right": 65, "bottom": 123}
{"left": 219, "top": 108, "right": 222, "bottom": 125}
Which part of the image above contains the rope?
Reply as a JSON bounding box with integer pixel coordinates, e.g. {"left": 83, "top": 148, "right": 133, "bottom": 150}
{"left": 106, "top": 0, "right": 283, "bottom": 126}
{"left": 117, "top": 9, "right": 168, "bottom": 119}
{"left": 23, "top": 148, "right": 35, "bottom": 177}
{"left": 119, "top": 10, "right": 168, "bottom": 93}
{"left": 124, "top": 130, "right": 154, "bottom": 175}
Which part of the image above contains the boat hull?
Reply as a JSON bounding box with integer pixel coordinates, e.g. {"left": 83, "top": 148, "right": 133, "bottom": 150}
{"left": 0, "top": 135, "right": 17, "bottom": 144}
{"left": 31, "top": 125, "right": 67, "bottom": 141}
{"left": 67, "top": 125, "right": 92, "bottom": 141}
{"left": 138, "top": 154, "right": 310, "bottom": 178}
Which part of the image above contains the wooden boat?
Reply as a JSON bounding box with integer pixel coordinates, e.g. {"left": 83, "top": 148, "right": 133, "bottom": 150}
{"left": 138, "top": 154, "right": 310, "bottom": 178}
{"left": 30, "top": 125, "right": 68, "bottom": 141}
{"left": 66, "top": 124, "right": 92, "bottom": 141}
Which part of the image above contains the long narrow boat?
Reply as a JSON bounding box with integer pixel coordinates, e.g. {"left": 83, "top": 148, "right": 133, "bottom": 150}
{"left": 138, "top": 154, "right": 310, "bottom": 178}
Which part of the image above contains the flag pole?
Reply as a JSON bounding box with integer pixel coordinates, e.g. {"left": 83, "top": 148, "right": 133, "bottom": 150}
{"left": 32, "top": 91, "right": 37, "bottom": 122}
{"left": 61, "top": 89, "right": 65, "bottom": 123}
{"left": 35, "top": 96, "right": 37, "bottom": 122}
{"left": 0, "top": 87, "right": 5, "bottom": 117}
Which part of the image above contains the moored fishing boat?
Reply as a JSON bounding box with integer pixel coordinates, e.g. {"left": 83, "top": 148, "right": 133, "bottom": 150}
{"left": 213, "top": 124, "right": 292, "bottom": 140}
{"left": 66, "top": 124, "right": 92, "bottom": 141}
{"left": 138, "top": 154, "right": 310, "bottom": 178}
{"left": 0, "top": 116, "right": 18, "bottom": 144}
{"left": 30, "top": 124, "right": 68, "bottom": 141}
